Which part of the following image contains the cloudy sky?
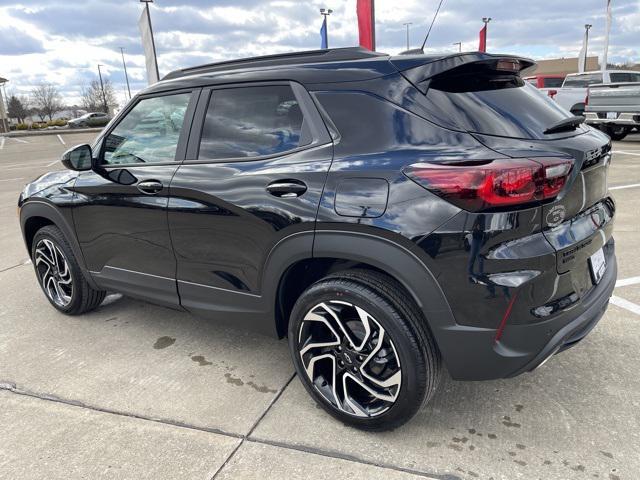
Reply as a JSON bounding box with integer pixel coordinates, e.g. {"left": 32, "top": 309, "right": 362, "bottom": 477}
{"left": 0, "top": 0, "right": 638, "bottom": 106}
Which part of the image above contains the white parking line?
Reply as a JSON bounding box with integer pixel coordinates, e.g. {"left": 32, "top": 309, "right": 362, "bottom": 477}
{"left": 613, "top": 150, "right": 640, "bottom": 156}
{"left": 9, "top": 137, "right": 29, "bottom": 144}
{"left": 610, "top": 183, "right": 640, "bottom": 191}
{"left": 610, "top": 296, "right": 640, "bottom": 316}
{"left": 616, "top": 276, "right": 640, "bottom": 288}
{"left": 57, "top": 134, "right": 66, "bottom": 145}
{"left": 46, "top": 159, "right": 59, "bottom": 166}
{"left": 0, "top": 137, "right": 5, "bottom": 150}
{"left": 0, "top": 177, "right": 25, "bottom": 183}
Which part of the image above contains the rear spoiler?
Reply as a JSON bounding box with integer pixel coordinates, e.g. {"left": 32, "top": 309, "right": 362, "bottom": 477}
{"left": 390, "top": 53, "right": 537, "bottom": 94}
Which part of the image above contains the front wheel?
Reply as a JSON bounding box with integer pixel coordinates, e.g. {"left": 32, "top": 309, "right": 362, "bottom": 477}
{"left": 32, "top": 225, "right": 106, "bottom": 315}
{"left": 288, "top": 270, "right": 441, "bottom": 431}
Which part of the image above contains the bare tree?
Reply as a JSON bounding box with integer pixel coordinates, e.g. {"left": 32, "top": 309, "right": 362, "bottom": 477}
{"left": 81, "top": 79, "right": 118, "bottom": 113}
{"left": 31, "top": 83, "right": 63, "bottom": 121}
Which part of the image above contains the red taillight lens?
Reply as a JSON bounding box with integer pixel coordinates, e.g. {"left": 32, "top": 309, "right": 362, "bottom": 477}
{"left": 404, "top": 158, "right": 573, "bottom": 212}
{"left": 548, "top": 89, "right": 558, "bottom": 98}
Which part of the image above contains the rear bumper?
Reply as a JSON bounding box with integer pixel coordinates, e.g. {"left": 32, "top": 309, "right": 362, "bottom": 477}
{"left": 585, "top": 112, "right": 640, "bottom": 126}
{"left": 435, "top": 242, "right": 616, "bottom": 381}
{"left": 506, "top": 252, "right": 616, "bottom": 377}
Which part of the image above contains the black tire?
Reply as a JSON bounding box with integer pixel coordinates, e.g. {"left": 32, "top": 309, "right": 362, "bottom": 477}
{"left": 604, "top": 125, "right": 629, "bottom": 141}
{"left": 31, "top": 225, "right": 106, "bottom": 315}
{"left": 288, "top": 269, "right": 441, "bottom": 431}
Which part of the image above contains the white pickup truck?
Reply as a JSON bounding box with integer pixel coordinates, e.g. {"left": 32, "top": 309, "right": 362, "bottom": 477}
{"left": 554, "top": 70, "right": 640, "bottom": 116}
{"left": 585, "top": 82, "right": 640, "bottom": 140}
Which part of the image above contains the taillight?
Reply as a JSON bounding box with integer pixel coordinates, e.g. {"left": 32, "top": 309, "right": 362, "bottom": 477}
{"left": 404, "top": 158, "right": 573, "bottom": 212}
{"left": 548, "top": 89, "right": 558, "bottom": 98}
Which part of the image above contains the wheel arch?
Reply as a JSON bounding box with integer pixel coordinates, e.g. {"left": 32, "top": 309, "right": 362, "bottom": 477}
{"left": 19, "top": 200, "right": 97, "bottom": 288}
{"left": 263, "top": 230, "right": 456, "bottom": 346}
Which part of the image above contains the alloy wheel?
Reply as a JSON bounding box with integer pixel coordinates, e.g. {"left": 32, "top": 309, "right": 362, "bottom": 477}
{"left": 297, "top": 300, "right": 402, "bottom": 417}
{"left": 34, "top": 238, "right": 73, "bottom": 307}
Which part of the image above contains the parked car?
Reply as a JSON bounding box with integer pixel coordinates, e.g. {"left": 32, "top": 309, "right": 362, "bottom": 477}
{"left": 524, "top": 74, "right": 565, "bottom": 98}
{"left": 585, "top": 81, "right": 640, "bottom": 140}
{"left": 68, "top": 112, "right": 111, "bottom": 128}
{"left": 18, "top": 48, "right": 616, "bottom": 430}
{"left": 554, "top": 70, "right": 640, "bottom": 116}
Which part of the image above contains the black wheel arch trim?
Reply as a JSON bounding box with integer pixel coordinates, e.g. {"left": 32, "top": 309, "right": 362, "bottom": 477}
{"left": 261, "top": 228, "right": 458, "bottom": 367}
{"left": 19, "top": 200, "right": 99, "bottom": 290}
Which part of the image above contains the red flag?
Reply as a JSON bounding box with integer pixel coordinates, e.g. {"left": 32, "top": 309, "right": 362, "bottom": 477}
{"left": 357, "top": 0, "right": 375, "bottom": 51}
{"left": 478, "top": 24, "right": 487, "bottom": 52}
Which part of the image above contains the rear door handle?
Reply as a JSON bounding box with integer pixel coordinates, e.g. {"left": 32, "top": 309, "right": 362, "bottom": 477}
{"left": 266, "top": 179, "right": 307, "bottom": 198}
{"left": 137, "top": 180, "right": 164, "bottom": 195}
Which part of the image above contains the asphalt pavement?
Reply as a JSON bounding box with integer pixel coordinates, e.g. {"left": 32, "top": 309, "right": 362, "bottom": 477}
{"left": 0, "top": 131, "right": 639, "bottom": 480}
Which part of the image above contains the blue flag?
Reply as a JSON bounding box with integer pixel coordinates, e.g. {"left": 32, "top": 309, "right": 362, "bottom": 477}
{"left": 320, "top": 17, "right": 328, "bottom": 49}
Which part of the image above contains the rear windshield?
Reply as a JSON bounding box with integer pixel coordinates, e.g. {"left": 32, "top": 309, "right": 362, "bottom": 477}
{"left": 563, "top": 73, "right": 603, "bottom": 87}
{"left": 426, "top": 71, "right": 576, "bottom": 139}
{"left": 609, "top": 72, "right": 640, "bottom": 83}
{"left": 543, "top": 77, "right": 564, "bottom": 88}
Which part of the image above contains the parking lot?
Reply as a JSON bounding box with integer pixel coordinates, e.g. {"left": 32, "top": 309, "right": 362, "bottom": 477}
{"left": 0, "top": 131, "right": 639, "bottom": 480}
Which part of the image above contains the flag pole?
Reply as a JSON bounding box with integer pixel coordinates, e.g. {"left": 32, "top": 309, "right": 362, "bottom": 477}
{"left": 602, "top": 0, "right": 612, "bottom": 69}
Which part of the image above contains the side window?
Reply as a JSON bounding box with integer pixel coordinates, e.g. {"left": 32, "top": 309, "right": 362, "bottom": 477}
{"left": 102, "top": 92, "right": 191, "bottom": 165}
{"left": 199, "top": 85, "right": 310, "bottom": 160}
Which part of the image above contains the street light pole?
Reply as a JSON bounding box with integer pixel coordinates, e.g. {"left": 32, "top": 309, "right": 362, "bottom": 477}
{"left": 584, "top": 23, "right": 593, "bottom": 61}
{"left": 140, "top": 0, "right": 160, "bottom": 81}
{"left": 97, "top": 64, "right": 108, "bottom": 114}
{"left": 319, "top": 8, "right": 333, "bottom": 49}
{"left": 403, "top": 22, "right": 413, "bottom": 51}
{"left": 453, "top": 41, "right": 462, "bottom": 52}
{"left": 120, "top": 47, "right": 132, "bottom": 100}
{"left": 482, "top": 17, "right": 492, "bottom": 49}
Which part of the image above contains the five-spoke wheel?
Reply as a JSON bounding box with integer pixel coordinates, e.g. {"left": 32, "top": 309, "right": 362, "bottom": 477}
{"left": 35, "top": 238, "right": 74, "bottom": 307}
{"left": 298, "top": 301, "right": 402, "bottom": 417}
{"left": 31, "top": 225, "right": 106, "bottom": 315}
{"left": 289, "top": 270, "right": 441, "bottom": 431}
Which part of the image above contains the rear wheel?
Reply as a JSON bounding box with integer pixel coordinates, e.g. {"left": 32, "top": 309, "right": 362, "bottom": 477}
{"left": 32, "top": 225, "right": 106, "bottom": 315}
{"left": 604, "top": 125, "right": 629, "bottom": 141}
{"left": 288, "top": 269, "right": 441, "bottom": 431}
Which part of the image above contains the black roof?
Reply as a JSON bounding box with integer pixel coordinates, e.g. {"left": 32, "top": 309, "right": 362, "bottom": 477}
{"left": 145, "top": 48, "right": 535, "bottom": 96}
{"left": 163, "top": 47, "right": 387, "bottom": 81}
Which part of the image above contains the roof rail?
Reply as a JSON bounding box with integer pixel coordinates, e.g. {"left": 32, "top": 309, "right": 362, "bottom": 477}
{"left": 162, "top": 47, "right": 387, "bottom": 81}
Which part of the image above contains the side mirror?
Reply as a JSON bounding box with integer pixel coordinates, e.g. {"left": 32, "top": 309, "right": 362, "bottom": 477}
{"left": 61, "top": 144, "right": 93, "bottom": 171}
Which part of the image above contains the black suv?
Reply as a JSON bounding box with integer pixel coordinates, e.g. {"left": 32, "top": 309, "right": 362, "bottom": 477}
{"left": 19, "top": 48, "right": 616, "bottom": 430}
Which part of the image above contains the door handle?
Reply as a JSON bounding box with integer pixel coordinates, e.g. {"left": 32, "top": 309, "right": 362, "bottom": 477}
{"left": 137, "top": 180, "right": 164, "bottom": 195}
{"left": 266, "top": 179, "right": 307, "bottom": 198}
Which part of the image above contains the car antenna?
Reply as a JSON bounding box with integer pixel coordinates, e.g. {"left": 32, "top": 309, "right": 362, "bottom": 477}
{"left": 419, "top": 0, "right": 446, "bottom": 53}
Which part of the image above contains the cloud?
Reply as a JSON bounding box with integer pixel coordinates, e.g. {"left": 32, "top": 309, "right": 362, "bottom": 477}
{"left": 0, "top": 0, "right": 638, "bottom": 106}
{"left": 0, "top": 24, "right": 45, "bottom": 55}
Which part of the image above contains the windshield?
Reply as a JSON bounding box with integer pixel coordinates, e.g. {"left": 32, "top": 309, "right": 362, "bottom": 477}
{"left": 426, "top": 75, "right": 576, "bottom": 139}
{"left": 610, "top": 72, "right": 640, "bottom": 83}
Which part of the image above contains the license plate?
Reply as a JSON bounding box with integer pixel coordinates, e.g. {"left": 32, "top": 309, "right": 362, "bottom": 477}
{"left": 589, "top": 248, "right": 606, "bottom": 284}
{"left": 606, "top": 112, "right": 618, "bottom": 119}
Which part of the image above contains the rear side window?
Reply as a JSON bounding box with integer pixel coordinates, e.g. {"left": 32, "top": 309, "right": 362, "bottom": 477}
{"left": 199, "top": 85, "right": 311, "bottom": 160}
{"left": 563, "top": 73, "right": 603, "bottom": 87}
{"left": 609, "top": 72, "right": 640, "bottom": 83}
{"left": 426, "top": 65, "right": 575, "bottom": 139}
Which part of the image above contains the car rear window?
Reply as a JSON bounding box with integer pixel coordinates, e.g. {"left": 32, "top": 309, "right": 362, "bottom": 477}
{"left": 543, "top": 77, "right": 564, "bottom": 88}
{"left": 563, "top": 73, "right": 603, "bottom": 87}
{"left": 425, "top": 68, "right": 576, "bottom": 139}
